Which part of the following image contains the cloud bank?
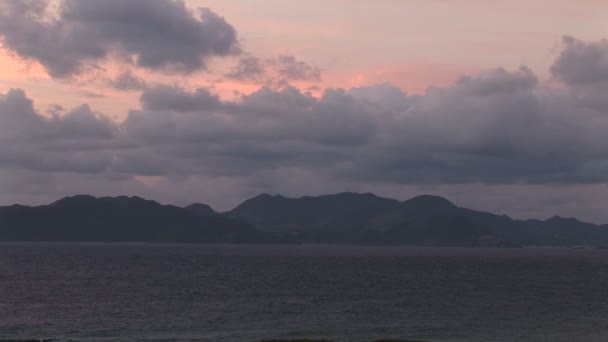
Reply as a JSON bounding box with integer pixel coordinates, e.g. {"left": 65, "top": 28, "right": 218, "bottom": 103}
{"left": 0, "top": 2, "right": 607, "bottom": 221}
{"left": 0, "top": 0, "right": 240, "bottom": 77}
{"left": 1, "top": 37, "right": 607, "bottom": 183}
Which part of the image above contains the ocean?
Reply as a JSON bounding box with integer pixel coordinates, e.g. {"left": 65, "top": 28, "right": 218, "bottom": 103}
{"left": 1, "top": 243, "right": 608, "bottom": 341}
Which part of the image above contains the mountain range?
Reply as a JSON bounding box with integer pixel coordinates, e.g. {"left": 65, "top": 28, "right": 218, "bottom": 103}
{"left": 1, "top": 193, "right": 607, "bottom": 247}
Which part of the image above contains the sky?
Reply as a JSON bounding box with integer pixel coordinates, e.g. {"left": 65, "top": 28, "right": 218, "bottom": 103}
{"left": 1, "top": 0, "right": 608, "bottom": 222}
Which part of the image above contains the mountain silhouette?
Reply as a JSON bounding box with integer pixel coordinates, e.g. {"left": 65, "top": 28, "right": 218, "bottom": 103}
{"left": 0, "top": 195, "right": 267, "bottom": 244}
{"left": 227, "top": 193, "right": 608, "bottom": 246}
{"left": 225, "top": 192, "right": 400, "bottom": 243}
{"left": 1, "top": 193, "right": 608, "bottom": 246}
{"left": 185, "top": 203, "right": 219, "bottom": 216}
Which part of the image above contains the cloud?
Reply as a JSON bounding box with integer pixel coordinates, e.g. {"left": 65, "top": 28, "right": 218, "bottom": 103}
{"left": 225, "top": 54, "right": 321, "bottom": 85}
{"left": 0, "top": 88, "right": 116, "bottom": 173}
{"left": 5, "top": 37, "right": 608, "bottom": 183}
{"left": 118, "top": 66, "right": 607, "bottom": 185}
{"left": 551, "top": 36, "right": 608, "bottom": 86}
{"left": 224, "top": 56, "right": 266, "bottom": 82}
{"left": 106, "top": 71, "right": 148, "bottom": 91}
{"left": 2, "top": 37, "right": 608, "bottom": 221}
{"left": 139, "top": 84, "right": 221, "bottom": 112}
{"left": 273, "top": 55, "right": 321, "bottom": 82}
{"left": 0, "top": 0, "right": 240, "bottom": 78}
{"left": 551, "top": 36, "right": 608, "bottom": 109}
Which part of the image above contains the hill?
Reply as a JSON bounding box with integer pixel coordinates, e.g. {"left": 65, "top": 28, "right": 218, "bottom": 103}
{"left": 227, "top": 193, "right": 608, "bottom": 247}
{"left": 1, "top": 193, "right": 607, "bottom": 246}
{"left": 0, "top": 195, "right": 267, "bottom": 244}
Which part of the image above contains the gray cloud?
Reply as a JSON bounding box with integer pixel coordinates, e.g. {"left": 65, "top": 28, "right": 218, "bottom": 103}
{"left": 551, "top": 36, "right": 608, "bottom": 109}
{"left": 2, "top": 37, "right": 608, "bottom": 222}
{"left": 140, "top": 84, "right": 221, "bottom": 112}
{"left": 225, "top": 54, "right": 321, "bottom": 85}
{"left": 118, "top": 64, "right": 608, "bottom": 186}
{"left": 106, "top": 71, "right": 148, "bottom": 91}
{"left": 0, "top": 0, "right": 240, "bottom": 78}
{"left": 0, "top": 89, "right": 116, "bottom": 173}
{"left": 551, "top": 36, "right": 608, "bottom": 86}
{"left": 274, "top": 55, "right": 321, "bottom": 82}
{"left": 224, "top": 56, "right": 266, "bottom": 82}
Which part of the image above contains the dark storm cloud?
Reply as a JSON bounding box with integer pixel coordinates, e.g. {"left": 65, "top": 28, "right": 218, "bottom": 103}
{"left": 0, "top": 0, "right": 240, "bottom": 77}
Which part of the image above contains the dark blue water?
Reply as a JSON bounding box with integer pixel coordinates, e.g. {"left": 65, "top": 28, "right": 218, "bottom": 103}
{"left": 1, "top": 243, "right": 608, "bottom": 342}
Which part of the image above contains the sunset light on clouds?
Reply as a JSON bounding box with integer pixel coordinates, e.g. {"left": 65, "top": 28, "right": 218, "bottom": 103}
{"left": 1, "top": 0, "right": 608, "bottom": 222}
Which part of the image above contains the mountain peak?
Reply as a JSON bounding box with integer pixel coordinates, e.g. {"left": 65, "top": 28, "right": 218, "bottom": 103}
{"left": 546, "top": 215, "right": 582, "bottom": 224}
{"left": 403, "top": 194, "right": 456, "bottom": 209}
{"left": 100, "top": 195, "right": 161, "bottom": 207}
{"left": 326, "top": 192, "right": 381, "bottom": 198}
{"left": 50, "top": 194, "right": 97, "bottom": 207}
{"left": 50, "top": 195, "right": 162, "bottom": 208}
{"left": 251, "top": 193, "right": 287, "bottom": 201}
{"left": 185, "top": 203, "right": 217, "bottom": 216}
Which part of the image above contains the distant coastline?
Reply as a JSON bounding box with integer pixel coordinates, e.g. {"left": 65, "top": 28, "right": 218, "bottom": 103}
{"left": 1, "top": 192, "right": 607, "bottom": 247}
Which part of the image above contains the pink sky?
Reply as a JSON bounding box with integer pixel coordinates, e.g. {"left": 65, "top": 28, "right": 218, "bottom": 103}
{"left": 2, "top": 0, "right": 607, "bottom": 117}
